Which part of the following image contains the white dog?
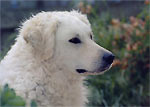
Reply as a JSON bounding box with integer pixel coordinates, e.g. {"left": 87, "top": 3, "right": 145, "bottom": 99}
{"left": 0, "top": 11, "right": 114, "bottom": 107}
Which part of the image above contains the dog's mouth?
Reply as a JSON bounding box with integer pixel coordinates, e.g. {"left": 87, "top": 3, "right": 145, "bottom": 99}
{"left": 76, "top": 64, "right": 111, "bottom": 75}
{"left": 76, "top": 69, "right": 88, "bottom": 73}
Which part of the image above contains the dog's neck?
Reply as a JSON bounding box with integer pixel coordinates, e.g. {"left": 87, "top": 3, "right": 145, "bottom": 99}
{"left": 36, "top": 58, "right": 88, "bottom": 106}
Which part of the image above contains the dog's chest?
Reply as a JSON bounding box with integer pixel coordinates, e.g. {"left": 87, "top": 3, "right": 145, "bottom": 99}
{"left": 34, "top": 72, "right": 87, "bottom": 106}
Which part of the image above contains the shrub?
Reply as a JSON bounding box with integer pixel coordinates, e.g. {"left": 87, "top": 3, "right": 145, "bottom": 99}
{"left": 0, "top": 84, "right": 37, "bottom": 107}
{"left": 0, "top": 33, "right": 17, "bottom": 60}
{"left": 0, "top": 84, "right": 26, "bottom": 107}
{"left": 78, "top": 2, "right": 150, "bottom": 107}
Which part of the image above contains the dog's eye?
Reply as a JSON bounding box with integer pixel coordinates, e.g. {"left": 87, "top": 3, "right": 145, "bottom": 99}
{"left": 69, "top": 37, "right": 81, "bottom": 44}
{"left": 90, "top": 34, "right": 93, "bottom": 40}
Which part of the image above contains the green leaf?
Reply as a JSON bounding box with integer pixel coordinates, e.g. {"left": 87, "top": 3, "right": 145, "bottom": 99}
{"left": 5, "top": 96, "right": 26, "bottom": 107}
{"left": 31, "top": 100, "right": 37, "bottom": 107}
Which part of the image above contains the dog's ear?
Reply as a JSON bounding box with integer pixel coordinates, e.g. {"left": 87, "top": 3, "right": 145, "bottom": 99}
{"left": 20, "top": 14, "right": 59, "bottom": 60}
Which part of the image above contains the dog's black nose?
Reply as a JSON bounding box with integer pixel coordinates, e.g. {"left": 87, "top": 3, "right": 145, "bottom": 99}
{"left": 103, "top": 53, "right": 115, "bottom": 64}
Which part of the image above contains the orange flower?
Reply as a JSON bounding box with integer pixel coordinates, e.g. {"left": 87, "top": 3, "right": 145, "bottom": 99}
{"left": 80, "top": 7, "right": 86, "bottom": 14}
{"left": 126, "top": 44, "right": 132, "bottom": 51}
{"left": 138, "top": 19, "right": 145, "bottom": 27}
{"left": 111, "top": 19, "right": 120, "bottom": 27}
{"left": 122, "top": 24, "right": 129, "bottom": 30}
{"left": 86, "top": 5, "right": 92, "bottom": 14}
{"left": 122, "top": 63, "right": 128, "bottom": 70}
{"left": 78, "top": 2, "right": 86, "bottom": 14}
{"left": 125, "top": 53, "right": 131, "bottom": 58}
{"left": 112, "top": 41, "right": 117, "bottom": 46}
{"left": 114, "top": 35, "right": 120, "bottom": 40}
{"left": 112, "top": 59, "right": 121, "bottom": 67}
{"left": 146, "top": 16, "right": 150, "bottom": 21}
{"left": 122, "top": 24, "right": 133, "bottom": 35}
{"left": 132, "top": 21, "right": 139, "bottom": 27}
{"left": 130, "top": 16, "right": 136, "bottom": 24}
{"left": 145, "top": 0, "right": 150, "bottom": 5}
{"left": 137, "top": 41, "right": 142, "bottom": 46}
{"left": 129, "top": 16, "right": 139, "bottom": 27}
{"left": 135, "top": 29, "right": 141, "bottom": 36}
{"left": 132, "top": 43, "right": 138, "bottom": 51}
{"left": 78, "top": 2, "right": 84, "bottom": 9}
{"left": 121, "top": 59, "right": 128, "bottom": 70}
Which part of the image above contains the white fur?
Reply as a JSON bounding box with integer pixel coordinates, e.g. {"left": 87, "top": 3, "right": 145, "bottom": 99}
{"left": 0, "top": 11, "right": 111, "bottom": 107}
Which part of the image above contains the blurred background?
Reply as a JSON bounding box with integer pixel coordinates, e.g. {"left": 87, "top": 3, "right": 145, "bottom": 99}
{"left": 0, "top": 0, "right": 150, "bottom": 106}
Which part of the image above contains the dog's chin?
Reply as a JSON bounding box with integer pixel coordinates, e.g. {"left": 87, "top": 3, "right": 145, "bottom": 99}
{"left": 76, "top": 65, "right": 112, "bottom": 76}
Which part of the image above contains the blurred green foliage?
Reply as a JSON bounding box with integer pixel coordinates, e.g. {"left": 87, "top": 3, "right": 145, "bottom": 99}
{"left": 78, "top": 2, "right": 150, "bottom": 107}
{"left": 0, "top": 84, "right": 37, "bottom": 107}
{"left": 0, "top": 33, "right": 16, "bottom": 60}
{"left": 31, "top": 100, "right": 37, "bottom": 107}
{"left": 0, "top": 84, "right": 26, "bottom": 107}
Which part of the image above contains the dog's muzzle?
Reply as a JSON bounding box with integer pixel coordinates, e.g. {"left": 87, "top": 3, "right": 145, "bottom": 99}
{"left": 76, "top": 53, "right": 115, "bottom": 75}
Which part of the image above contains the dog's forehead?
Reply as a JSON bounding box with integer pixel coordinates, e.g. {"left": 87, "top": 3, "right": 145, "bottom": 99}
{"left": 58, "top": 16, "right": 92, "bottom": 38}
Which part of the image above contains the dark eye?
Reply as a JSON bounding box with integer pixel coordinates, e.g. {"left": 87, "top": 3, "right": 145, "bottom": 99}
{"left": 90, "top": 34, "right": 93, "bottom": 40}
{"left": 69, "top": 37, "right": 81, "bottom": 44}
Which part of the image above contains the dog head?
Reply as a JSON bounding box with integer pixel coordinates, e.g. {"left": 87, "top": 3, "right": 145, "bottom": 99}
{"left": 20, "top": 11, "right": 114, "bottom": 75}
